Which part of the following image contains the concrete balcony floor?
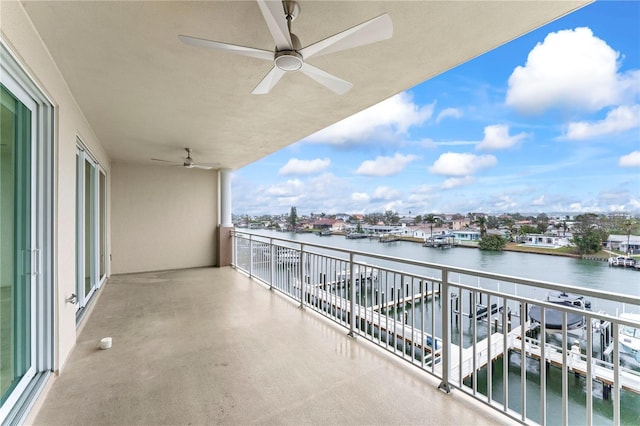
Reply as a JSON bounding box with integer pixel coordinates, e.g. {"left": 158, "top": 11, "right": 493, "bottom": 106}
{"left": 32, "top": 267, "right": 514, "bottom": 425}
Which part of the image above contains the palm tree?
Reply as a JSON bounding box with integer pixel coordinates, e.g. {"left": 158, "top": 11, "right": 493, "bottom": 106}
{"left": 475, "top": 216, "right": 487, "bottom": 237}
{"left": 425, "top": 214, "right": 439, "bottom": 241}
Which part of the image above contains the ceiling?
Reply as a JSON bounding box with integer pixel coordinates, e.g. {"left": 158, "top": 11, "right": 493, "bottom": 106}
{"left": 20, "top": 1, "right": 590, "bottom": 170}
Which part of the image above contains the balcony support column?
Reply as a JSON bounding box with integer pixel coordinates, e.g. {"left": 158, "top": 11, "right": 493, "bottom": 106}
{"left": 218, "top": 168, "right": 233, "bottom": 267}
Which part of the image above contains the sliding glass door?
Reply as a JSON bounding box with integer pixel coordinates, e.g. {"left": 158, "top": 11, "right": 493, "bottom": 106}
{"left": 0, "top": 83, "right": 36, "bottom": 413}
{"left": 1, "top": 41, "right": 54, "bottom": 425}
{"left": 76, "top": 147, "right": 106, "bottom": 315}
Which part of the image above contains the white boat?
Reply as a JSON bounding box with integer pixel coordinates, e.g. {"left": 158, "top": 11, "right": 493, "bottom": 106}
{"left": 619, "top": 313, "right": 640, "bottom": 362}
{"left": 608, "top": 256, "right": 636, "bottom": 267}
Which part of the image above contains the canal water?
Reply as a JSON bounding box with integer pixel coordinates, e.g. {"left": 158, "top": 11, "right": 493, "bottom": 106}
{"left": 245, "top": 230, "right": 640, "bottom": 424}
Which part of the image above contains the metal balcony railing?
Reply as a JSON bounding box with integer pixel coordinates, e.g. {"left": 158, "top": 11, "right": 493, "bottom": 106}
{"left": 231, "top": 231, "right": 640, "bottom": 425}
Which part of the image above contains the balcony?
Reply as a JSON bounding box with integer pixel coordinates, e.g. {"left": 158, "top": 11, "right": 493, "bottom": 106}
{"left": 32, "top": 267, "right": 511, "bottom": 425}
{"left": 32, "top": 232, "right": 640, "bottom": 425}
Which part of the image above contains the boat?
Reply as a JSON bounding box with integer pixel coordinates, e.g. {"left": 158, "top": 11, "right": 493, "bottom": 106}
{"left": 619, "top": 313, "right": 640, "bottom": 362}
{"left": 528, "top": 291, "right": 591, "bottom": 330}
{"left": 345, "top": 232, "right": 368, "bottom": 239}
{"left": 608, "top": 255, "right": 636, "bottom": 267}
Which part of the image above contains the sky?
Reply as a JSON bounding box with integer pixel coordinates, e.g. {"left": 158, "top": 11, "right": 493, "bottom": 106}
{"left": 232, "top": 0, "right": 640, "bottom": 217}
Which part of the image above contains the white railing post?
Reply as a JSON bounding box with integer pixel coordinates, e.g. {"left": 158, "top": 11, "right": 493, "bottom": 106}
{"left": 231, "top": 231, "right": 236, "bottom": 267}
{"left": 269, "top": 238, "right": 274, "bottom": 291}
{"left": 248, "top": 234, "right": 253, "bottom": 278}
{"left": 348, "top": 252, "right": 356, "bottom": 338}
{"left": 299, "top": 244, "right": 305, "bottom": 309}
{"left": 438, "top": 268, "right": 452, "bottom": 393}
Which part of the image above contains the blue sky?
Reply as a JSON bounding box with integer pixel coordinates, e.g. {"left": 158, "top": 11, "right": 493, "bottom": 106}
{"left": 233, "top": 1, "right": 640, "bottom": 217}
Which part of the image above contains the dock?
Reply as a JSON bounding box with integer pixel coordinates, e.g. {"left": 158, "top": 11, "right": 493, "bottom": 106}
{"left": 300, "top": 280, "right": 640, "bottom": 396}
{"left": 371, "top": 289, "right": 440, "bottom": 311}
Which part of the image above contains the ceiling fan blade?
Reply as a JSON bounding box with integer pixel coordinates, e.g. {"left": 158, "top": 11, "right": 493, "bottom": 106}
{"left": 151, "top": 158, "right": 181, "bottom": 164}
{"left": 252, "top": 66, "right": 287, "bottom": 94}
{"left": 256, "top": 0, "right": 293, "bottom": 51}
{"left": 300, "top": 63, "right": 353, "bottom": 95}
{"left": 300, "top": 13, "right": 393, "bottom": 60}
{"left": 192, "top": 164, "right": 215, "bottom": 170}
{"left": 179, "top": 35, "right": 273, "bottom": 61}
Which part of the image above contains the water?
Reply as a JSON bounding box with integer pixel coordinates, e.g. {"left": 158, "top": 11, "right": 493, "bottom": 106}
{"left": 243, "top": 230, "right": 640, "bottom": 424}
{"left": 250, "top": 230, "right": 639, "bottom": 300}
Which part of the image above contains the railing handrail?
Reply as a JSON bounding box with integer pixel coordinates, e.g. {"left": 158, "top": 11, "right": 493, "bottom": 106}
{"left": 233, "top": 230, "right": 640, "bottom": 306}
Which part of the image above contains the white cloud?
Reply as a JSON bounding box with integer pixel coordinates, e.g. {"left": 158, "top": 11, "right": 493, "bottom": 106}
{"left": 429, "top": 152, "right": 497, "bottom": 176}
{"left": 506, "top": 27, "right": 639, "bottom": 114}
{"left": 495, "top": 195, "right": 518, "bottom": 210}
{"left": 351, "top": 192, "right": 370, "bottom": 202}
{"left": 532, "top": 195, "right": 545, "bottom": 206}
{"left": 304, "top": 92, "right": 434, "bottom": 145}
{"left": 355, "top": 153, "right": 419, "bottom": 176}
{"left": 608, "top": 204, "right": 626, "bottom": 212}
{"left": 476, "top": 124, "right": 529, "bottom": 150}
{"left": 441, "top": 176, "right": 475, "bottom": 190}
{"left": 266, "top": 179, "right": 303, "bottom": 196}
{"left": 436, "top": 107, "right": 463, "bottom": 123}
{"left": 619, "top": 151, "right": 640, "bottom": 167}
{"left": 372, "top": 186, "right": 402, "bottom": 201}
{"left": 279, "top": 158, "right": 331, "bottom": 175}
{"left": 565, "top": 105, "right": 640, "bottom": 140}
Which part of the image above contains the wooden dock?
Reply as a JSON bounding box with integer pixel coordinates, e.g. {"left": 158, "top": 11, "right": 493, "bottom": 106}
{"left": 303, "top": 284, "right": 640, "bottom": 396}
{"left": 307, "top": 288, "right": 441, "bottom": 357}
{"left": 371, "top": 289, "right": 440, "bottom": 311}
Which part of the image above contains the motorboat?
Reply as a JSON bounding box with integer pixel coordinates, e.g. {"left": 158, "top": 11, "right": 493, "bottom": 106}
{"left": 528, "top": 291, "right": 591, "bottom": 330}
{"left": 619, "top": 313, "right": 640, "bottom": 362}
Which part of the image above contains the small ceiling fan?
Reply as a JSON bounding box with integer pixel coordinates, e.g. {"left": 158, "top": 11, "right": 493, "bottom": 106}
{"left": 179, "top": 0, "right": 393, "bottom": 94}
{"left": 151, "top": 148, "right": 216, "bottom": 170}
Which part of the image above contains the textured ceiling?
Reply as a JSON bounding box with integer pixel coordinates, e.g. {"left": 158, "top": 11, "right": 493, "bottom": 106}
{"left": 21, "top": 1, "right": 589, "bottom": 169}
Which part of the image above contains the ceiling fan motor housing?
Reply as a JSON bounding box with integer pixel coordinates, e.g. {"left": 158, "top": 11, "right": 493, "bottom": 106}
{"left": 275, "top": 50, "right": 303, "bottom": 71}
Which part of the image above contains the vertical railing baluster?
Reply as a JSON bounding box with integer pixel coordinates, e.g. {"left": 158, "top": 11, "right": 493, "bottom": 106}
{"left": 502, "top": 296, "right": 508, "bottom": 413}
{"left": 540, "top": 306, "right": 547, "bottom": 426}
{"left": 269, "top": 238, "right": 274, "bottom": 290}
{"left": 487, "top": 293, "right": 492, "bottom": 404}
{"left": 520, "top": 300, "right": 527, "bottom": 423}
{"left": 586, "top": 314, "right": 592, "bottom": 426}
{"left": 472, "top": 289, "right": 477, "bottom": 396}
{"left": 249, "top": 234, "right": 253, "bottom": 278}
{"left": 613, "top": 322, "right": 620, "bottom": 426}
{"left": 458, "top": 288, "right": 463, "bottom": 387}
{"left": 348, "top": 253, "right": 356, "bottom": 337}
{"left": 231, "top": 232, "right": 236, "bottom": 267}
{"left": 299, "top": 244, "right": 305, "bottom": 309}
{"left": 562, "top": 313, "right": 568, "bottom": 426}
{"left": 431, "top": 279, "right": 436, "bottom": 375}
{"left": 438, "top": 268, "right": 451, "bottom": 393}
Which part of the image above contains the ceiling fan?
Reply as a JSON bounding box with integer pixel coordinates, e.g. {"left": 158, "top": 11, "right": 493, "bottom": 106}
{"left": 151, "top": 148, "right": 216, "bottom": 170}
{"left": 179, "top": 0, "right": 393, "bottom": 94}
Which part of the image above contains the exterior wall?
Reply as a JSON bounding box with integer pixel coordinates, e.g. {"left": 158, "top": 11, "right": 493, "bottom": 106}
{"left": 2, "top": 0, "right": 111, "bottom": 372}
{"left": 110, "top": 163, "right": 217, "bottom": 274}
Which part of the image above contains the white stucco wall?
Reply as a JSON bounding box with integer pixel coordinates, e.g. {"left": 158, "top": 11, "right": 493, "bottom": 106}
{"left": 110, "top": 163, "right": 217, "bottom": 274}
{"left": 2, "top": 0, "right": 112, "bottom": 371}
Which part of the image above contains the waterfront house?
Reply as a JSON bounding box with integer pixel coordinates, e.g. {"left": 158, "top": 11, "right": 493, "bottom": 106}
{"left": 452, "top": 230, "right": 481, "bottom": 243}
{"left": 522, "top": 233, "right": 571, "bottom": 248}
{"left": 0, "top": 1, "right": 594, "bottom": 424}
{"left": 605, "top": 234, "right": 640, "bottom": 255}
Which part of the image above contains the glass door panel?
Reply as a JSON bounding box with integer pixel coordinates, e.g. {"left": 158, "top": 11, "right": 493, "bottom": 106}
{"left": 99, "top": 171, "right": 105, "bottom": 280}
{"left": 0, "top": 84, "right": 33, "bottom": 404}
{"left": 84, "top": 158, "right": 94, "bottom": 299}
